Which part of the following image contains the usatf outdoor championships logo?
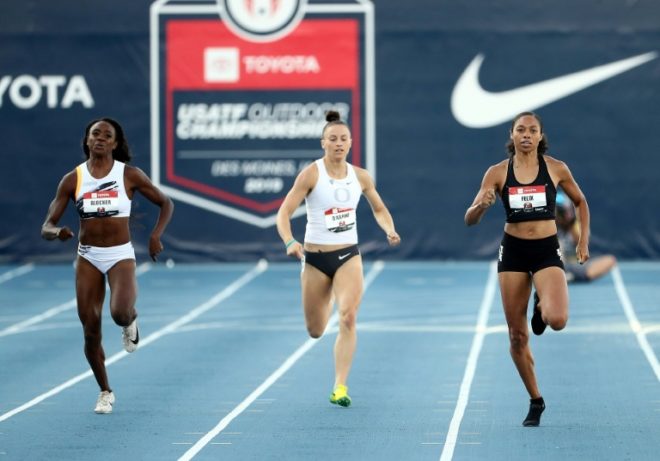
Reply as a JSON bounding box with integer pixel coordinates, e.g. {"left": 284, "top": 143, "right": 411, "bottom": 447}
{"left": 150, "top": 0, "right": 374, "bottom": 227}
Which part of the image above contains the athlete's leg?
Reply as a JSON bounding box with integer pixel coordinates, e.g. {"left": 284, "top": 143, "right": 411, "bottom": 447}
{"left": 301, "top": 263, "right": 334, "bottom": 338}
{"left": 107, "top": 259, "right": 137, "bottom": 327}
{"left": 76, "top": 256, "right": 110, "bottom": 391}
{"left": 585, "top": 255, "right": 617, "bottom": 281}
{"left": 331, "top": 255, "right": 364, "bottom": 387}
{"left": 532, "top": 267, "right": 569, "bottom": 331}
{"left": 499, "top": 271, "right": 541, "bottom": 399}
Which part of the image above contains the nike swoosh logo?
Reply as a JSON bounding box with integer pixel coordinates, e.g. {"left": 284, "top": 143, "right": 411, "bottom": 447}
{"left": 451, "top": 51, "right": 657, "bottom": 128}
{"left": 338, "top": 253, "right": 351, "bottom": 260}
{"left": 131, "top": 327, "right": 139, "bottom": 345}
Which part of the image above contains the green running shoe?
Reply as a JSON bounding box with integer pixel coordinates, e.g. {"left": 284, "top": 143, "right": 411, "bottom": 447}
{"left": 329, "top": 384, "right": 351, "bottom": 407}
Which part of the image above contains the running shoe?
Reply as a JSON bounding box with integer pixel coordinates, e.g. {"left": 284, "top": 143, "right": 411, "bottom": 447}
{"left": 530, "top": 292, "right": 546, "bottom": 336}
{"left": 122, "top": 319, "right": 139, "bottom": 353}
{"left": 94, "top": 390, "right": 115, "bottom": 414}
{"left": 329, "top": 384, "right": 351, "bottom": 407}
{"left": 522, "top": 398, "right": 545, "bottom": 426}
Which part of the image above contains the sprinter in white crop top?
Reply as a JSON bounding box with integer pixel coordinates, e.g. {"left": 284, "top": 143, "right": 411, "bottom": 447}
{"left": 276, "top": 110, "right": 401, "bottom": 408}
{"left": 74, "top": 160, "right": 132, "bottom": 219}
{"left": 41, "top": 118, "right": 173, "bottom": 414}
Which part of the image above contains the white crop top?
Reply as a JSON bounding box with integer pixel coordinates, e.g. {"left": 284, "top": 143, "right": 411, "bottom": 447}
{"left": 304, "top": 159, "right": 362, "bottom": 245}
{"left": 75, "top": 160, "right": 131, "bottom": 219}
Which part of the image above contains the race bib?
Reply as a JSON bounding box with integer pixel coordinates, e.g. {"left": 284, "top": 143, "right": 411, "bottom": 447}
{"left": 81, "top": 191, "right": 119, "bottom": 217}
{"left": 324, "top": 207, "right": 356, "bottom": 233}
{"left": 508, "top": 186, "right": 547, "bottom": 211}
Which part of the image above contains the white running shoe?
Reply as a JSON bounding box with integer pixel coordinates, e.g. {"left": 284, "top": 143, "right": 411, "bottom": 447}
{"left": 94, "top": 390, "right": 115, "bottom": 414}
{"left": 122, "top": 319, "right": 139, "bottom": 353}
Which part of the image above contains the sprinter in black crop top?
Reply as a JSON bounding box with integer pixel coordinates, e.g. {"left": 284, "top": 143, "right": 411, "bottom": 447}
{"left": 501, "top": 153, "right": 557, "bottom": 223}
{"left": 464, "top": 112, "right": 591, "bottom": 427}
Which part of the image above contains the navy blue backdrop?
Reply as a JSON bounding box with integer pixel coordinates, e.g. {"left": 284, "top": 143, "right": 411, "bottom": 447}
{"left": 1, "top": 0, "right": 658, "bottom": 262}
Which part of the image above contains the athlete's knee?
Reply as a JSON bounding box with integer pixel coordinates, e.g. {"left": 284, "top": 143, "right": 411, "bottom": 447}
{"left": 545, "top": 311, "right": 568, "bottom": 331}
{"left": 110, "top": 308, "right": 135, "bottom": 327}
{"left": 109, "top": 297, "right": 136, "bottom": 326}
{"left": 83, "top": 329, "right": 102, "bottom": 347}
{"left": 338, "top": 308, "right": 357, "bottom": 331}
{"left": 508, "top": 327, "right": 529, "bottom": 351}
{"left": 306, "top": 324, "right": 325, "bottom": 339}
{"left": 305, "top": 315, "right": 326, "bottom": 338}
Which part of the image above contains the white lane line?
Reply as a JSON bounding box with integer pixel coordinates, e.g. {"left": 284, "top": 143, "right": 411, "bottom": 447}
{"left": 178, "top": 261, "right": 386, "bottom": 461}
{"left": 0, "top": 263, "right": 152, "bottom": 338}
{"left": 0, "top": 260, "right": 267, "bottom": 423}
{"left": 439, "top": 261, "right": 497, "bottom": 461}
{"left": 174, "top": 321, "right": 653, "bottom": 335}
{"left": 612, "top": 266, "right": 660, "bottom": 382}
{"left": 0, "top": 263, "right": 35, "bottom": 284}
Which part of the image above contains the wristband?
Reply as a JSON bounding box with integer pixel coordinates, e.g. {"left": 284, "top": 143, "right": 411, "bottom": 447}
{"left": 285, "top": 239, "right": 298, "bottom": 249}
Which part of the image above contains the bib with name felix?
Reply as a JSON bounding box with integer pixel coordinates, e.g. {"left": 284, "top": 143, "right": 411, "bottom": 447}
{"left": 502, "top": 154, "right": 556, "bottom": 223}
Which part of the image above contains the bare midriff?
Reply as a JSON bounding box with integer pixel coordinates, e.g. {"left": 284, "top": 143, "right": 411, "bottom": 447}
{"left": 504, "top": 219, "right": 557, "bottom": 240}
{"left": 79, "top": 217, "right": 131, "bottom": 247}
{"left": 304, "top": 242, "right": 355, "bottom": 252}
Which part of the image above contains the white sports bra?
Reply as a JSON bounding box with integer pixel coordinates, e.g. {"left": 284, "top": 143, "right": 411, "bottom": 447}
{"left": 75, "top": 160, "right": 131, "bottom": 219}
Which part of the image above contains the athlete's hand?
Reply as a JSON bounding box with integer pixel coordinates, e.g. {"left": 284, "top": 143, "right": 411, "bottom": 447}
{"left": 57, "top": 227, "right": 75, "bottom": 241}
{"left": 286, "top": 241, "right": 304, "bottom": 260}
{"left": 386, "top": 231, "right": 401, "bottom": 247}
{"left": 149, "top": 235, "right": 164, "bottom": 262}
{"left": 576, "top": 241, "right": 590, "bottom": 264}
{"left": 479, "top": 188, "right": 497, "bottom": 209}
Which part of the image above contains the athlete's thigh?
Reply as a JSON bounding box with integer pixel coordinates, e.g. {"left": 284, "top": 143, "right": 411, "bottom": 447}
{"left": 498, "top": 271, "right": 532, "bottom": 329}
{"left": 332, "top": 255, "right": 364, "bottom": 313}
{"left": 301, "top": 262, "right": 333, "bottom": 323}
{"left": 75, "top": 256, "right": 106, "bottom": 324}
{"left": 532, "top": 266, "right": 568, "bottom": 314}
{"left": 107, "top": 259, "right": 137, "bottom": 314}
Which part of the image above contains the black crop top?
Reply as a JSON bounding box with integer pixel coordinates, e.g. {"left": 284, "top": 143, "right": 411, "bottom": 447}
{"left": 501, "top": 154, "right": 556, "bottom": 223}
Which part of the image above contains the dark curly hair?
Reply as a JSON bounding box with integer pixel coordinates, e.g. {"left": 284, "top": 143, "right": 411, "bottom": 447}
{"left": 505, "top": 111, "right": 549, "bottom": 157}
{"left": 321, "top": 110, "right": 350, "bottom": 138}
{"left": 81, "top": 117, "right": 132, "bottom": 163}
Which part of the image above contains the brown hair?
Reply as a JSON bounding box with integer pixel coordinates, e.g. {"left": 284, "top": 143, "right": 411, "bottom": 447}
{"left": 321, "top": 110, "right": 350, "bottom": 138}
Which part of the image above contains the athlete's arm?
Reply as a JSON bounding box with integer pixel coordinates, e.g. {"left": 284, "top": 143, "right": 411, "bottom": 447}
{"left": 276, "top": 164, "right": 317, "bottom": 258}
{"left": 465, "top": 163, "right": 503, "bottom": 226}
{"left": 126, "top": 166, "right": 174, "bottom": 261}
{"left": 41, "top": 171, "right": 76, "bottom": 241}
{"left": 553, "top": 159, "right": 590, "bottom": 263}
{"left": 356, "top": 168, "right": 400, "bottom": 246}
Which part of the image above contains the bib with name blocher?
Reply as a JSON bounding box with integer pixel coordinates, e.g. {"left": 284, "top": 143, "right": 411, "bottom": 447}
{"left": 75, "top": 161, "right": 131, "bottom": 220}
{"left": 80, "top": 191, "right": 120, "bottom": 217}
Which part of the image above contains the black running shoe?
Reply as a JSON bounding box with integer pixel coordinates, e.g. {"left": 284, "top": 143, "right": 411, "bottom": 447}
{"left": 531, "top": 292, "right": 546, "bottom": 336}
{"left": 522, "top": 398, "right": 545, "bottom": 427}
